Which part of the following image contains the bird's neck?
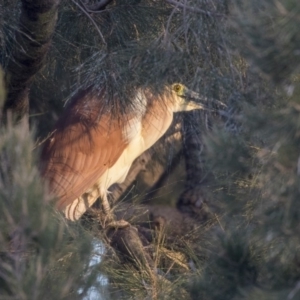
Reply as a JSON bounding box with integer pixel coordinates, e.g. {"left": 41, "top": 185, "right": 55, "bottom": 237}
{"left": 140, "top": 99, "right": 174, "bottom": 150}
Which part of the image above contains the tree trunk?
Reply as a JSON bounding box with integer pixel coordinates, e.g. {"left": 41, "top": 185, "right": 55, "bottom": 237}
{"left": 3, "top": 0, "right": 60, "bottom": 121}
{"left": 177, "top": 112, "right": 212, "bottom": 221}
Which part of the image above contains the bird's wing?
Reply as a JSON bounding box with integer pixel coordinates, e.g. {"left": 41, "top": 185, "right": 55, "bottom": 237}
{"left": 41, "top": 92, "right": 131, "bottom": 210}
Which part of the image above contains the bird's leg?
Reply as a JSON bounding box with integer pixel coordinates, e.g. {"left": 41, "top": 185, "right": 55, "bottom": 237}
{"left": 99, "top": 192, "right": 130, "bottom": 229}
{"left": 101, "top": 191, "right": 112, "bottom": 217}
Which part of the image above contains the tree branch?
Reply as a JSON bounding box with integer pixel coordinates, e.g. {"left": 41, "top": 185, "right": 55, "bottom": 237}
{"left": 3, "top": 0, "right": 61, "bottom": 121}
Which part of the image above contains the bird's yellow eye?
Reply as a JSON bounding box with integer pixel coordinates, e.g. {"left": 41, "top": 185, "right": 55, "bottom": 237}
{"left": 172, "top": 83, "right": 184, "bottom": 95}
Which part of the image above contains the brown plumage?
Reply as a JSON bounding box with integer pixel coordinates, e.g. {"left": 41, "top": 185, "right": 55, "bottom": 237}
{"left": 41, "top": 89, "right": 128, "bottom": 211}
{"left": 41, "top": 83, "right": 219, "bottom": 225}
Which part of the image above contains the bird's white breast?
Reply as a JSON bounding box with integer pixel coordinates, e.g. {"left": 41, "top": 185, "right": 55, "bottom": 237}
{"left": 95, "top": 115, "right": 145, "bottom": 193}
{"left": 95, "top": 90, "right": 172, "bottom": 196}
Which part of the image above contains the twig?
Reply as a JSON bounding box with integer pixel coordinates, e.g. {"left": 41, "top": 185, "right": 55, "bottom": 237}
{"left": 71, "top": 0, "right": 107, "bottom": 45}
{"left": 33, "top": 129, "right": 57, "bottom": 150}
{"left": 165, "top": 0, "right": 224, "bottom": 17}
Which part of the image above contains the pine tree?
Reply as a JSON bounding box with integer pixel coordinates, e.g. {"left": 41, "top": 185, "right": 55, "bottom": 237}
{"left": 189, "top": 1, "right": 300, "bottom": 299}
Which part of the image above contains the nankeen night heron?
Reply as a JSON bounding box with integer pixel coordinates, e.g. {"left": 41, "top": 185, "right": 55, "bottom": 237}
{"left": 40, "top": 83, "right": 224, "bottom": 227}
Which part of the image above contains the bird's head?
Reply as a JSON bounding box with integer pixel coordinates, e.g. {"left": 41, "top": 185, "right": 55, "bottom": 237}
{"left": 169, "top": 83, "right": 226, "bottom": 112}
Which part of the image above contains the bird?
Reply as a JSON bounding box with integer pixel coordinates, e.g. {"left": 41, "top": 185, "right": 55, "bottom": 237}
{"left": 40, "top": 83, "right": 224, "bottom": 228}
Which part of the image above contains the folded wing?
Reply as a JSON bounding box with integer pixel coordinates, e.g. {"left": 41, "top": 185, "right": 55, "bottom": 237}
{"left": 40, "top": 89, "right": 129, "bottom": 210}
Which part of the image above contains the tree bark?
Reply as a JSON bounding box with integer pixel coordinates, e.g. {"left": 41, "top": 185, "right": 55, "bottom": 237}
{"left": 3, "top": 0, "right": 61, "bottom": 121}
{"left": 177, "top": 112, "right": 212, "bottom": 220}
